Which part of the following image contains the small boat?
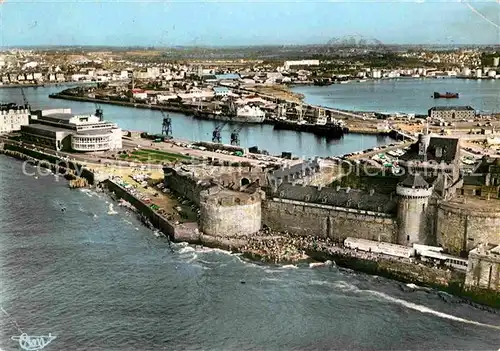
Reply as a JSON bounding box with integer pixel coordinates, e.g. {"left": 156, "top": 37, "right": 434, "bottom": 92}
{"left": 433, "top": 92, "right": 459, "bottom": 99}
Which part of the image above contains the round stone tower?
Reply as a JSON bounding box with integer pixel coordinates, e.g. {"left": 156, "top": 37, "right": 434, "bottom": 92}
{"left": 396, "top": 173, "right": 433, "bottom": 246}
{"left": 199, "top": 187, "right": 261, "bottom": 237}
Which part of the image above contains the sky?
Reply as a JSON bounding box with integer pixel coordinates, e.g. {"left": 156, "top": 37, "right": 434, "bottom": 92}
{"left": 0, "top": 0, "right": 499, "bottom": 47}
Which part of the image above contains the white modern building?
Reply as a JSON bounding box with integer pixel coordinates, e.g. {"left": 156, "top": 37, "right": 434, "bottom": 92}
{"left": 21, "top": 108, "right": 122, "bottom": 152}
{"left": 0, "top": 103, "right": 30, "bottom": 134}
{"left": 284, "top": 60, "right": 320, "bottom": 70}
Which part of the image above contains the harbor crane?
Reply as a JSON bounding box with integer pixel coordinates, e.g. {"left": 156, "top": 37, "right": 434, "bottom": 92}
{"left": 20, "top": 87, "right": 30, "bottom": 110}
{"left": 212, "top": 121, "right": 226, "bottom": 143}
{"left": 161, "top": 111, "right": 173, "bottom": 138}
{"left": 94, "top": 103, "right": 104, "bottom": 121}
{"left": 230, "top": 126, "right": 243, "bottom": 146}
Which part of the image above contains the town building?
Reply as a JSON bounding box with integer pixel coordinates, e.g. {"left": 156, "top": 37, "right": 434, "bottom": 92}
{"left": 284, "top": 60, "right": 320, "bottom": 70}
{"left": 428, "top": 106, "right": 476, "bottom": 121}
{"left": 213, "top": 86, "right": 230, "bottom": 97}
{"left": 21, "top": 108, "right": 122, "bottom": 152}
{"left": 465, "top": 244, "right": 500, "bottom": 292}
{"left": 0, "top": 103, "right": 31, "bottom": 134}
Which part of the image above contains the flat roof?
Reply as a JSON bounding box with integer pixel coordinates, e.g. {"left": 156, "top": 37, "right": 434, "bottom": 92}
{"left": 76, "top": 128, "right": 114, "bottom": 135}
{"left": 43, "top": 113, "right": 74, "bottom": 120}
{"left": 22, "top": 123, "right": 68, "bottom": 133}
{"left": 428, "top": 106, "right": 474, "bottom": 111}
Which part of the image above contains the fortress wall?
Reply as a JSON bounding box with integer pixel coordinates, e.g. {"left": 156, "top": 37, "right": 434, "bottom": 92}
{"left": 437, "top": 203, "right": 500, "bottom": 256}
{"left": 263, "top": 198, "right": 397, "bottom": 243}
{"left": 272, "top": 183, "right": 397, "bottom": 214}
{"left": 163, "top": 169, "right": 208, "bottom": 205}
{"left": 200, "top": 190, "right": 261, "bottom": 237}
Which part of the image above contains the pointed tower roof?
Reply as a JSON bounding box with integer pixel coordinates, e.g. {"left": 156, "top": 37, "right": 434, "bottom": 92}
{"left": 401, "top": 173, "right": 429, "bottom": 189}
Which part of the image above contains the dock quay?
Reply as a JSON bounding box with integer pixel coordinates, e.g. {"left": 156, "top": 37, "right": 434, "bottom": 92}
{"left": 49, "top": 93, "right": 194, "bottom": 115}
{"left": 49, "top": 92, "right": 392, "bottom": 139}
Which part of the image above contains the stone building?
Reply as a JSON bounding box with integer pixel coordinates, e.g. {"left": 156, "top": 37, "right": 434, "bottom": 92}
{"left": 465, "top": 244, "right": 500, "bottom": 292}
{"left": 428, "top": 106, "right": 476, "bottom": 121}
{"left": 0, "top": 103, "right": 30, "bottom": 134}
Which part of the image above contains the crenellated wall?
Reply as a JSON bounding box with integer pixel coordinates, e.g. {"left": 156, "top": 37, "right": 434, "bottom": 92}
{"left": 262, "top": 198, "right": 397, "bottom": 243}
{"left": 163, "top": 167, "right": 210, "bottom": 205}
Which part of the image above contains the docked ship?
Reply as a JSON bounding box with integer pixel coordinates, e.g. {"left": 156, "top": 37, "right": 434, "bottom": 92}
{"left": 433, "top": 92, "right": 459, "bottom": 99}
{"left": 272, "top": 118, "right": 349, "bottom": 138}
{"left": 193, "top": 105, "right": 265, "bottom": 124}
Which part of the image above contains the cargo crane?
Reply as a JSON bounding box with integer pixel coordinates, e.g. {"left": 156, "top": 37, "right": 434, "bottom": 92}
{"left": 212, "top": 122, "right": 226, "bottom": 143}
{"left": 230, "top": 126, "right": 243, "bottom": 146}
{"left": 94, "top": 103, "right": 103, "bottom": 121}
{"left": 161, "top": 111, "right": 172, "bottom": 138}
{"left": 20, "top": 87, "right": 30, "bottom": 110}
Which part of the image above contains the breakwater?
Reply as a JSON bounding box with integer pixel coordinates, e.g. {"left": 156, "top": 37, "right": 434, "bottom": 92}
{"left": 0, "top": 142, "right": 94, "bottom": 186}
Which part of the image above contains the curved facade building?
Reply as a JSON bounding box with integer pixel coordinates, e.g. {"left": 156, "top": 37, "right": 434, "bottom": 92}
{"left": 21, "top": 108, "right": 122, "bottom": 152}
{"left": 71, "top": 128, "right": 122, "bottom": 151}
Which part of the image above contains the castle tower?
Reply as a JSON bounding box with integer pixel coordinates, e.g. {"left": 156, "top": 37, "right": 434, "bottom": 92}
{"left": 396, "top": 173, "right": 434, "bottom": 246}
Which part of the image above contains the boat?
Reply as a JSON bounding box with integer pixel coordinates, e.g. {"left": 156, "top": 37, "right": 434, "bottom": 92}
{"left": 433, "top": 92, "right": 459, "bottom": 99}
{"left": 272, "top": 119, "right": 348, "bottom": 138}
{"left": 193, "top": 105, "right": 265, "bottom": 124}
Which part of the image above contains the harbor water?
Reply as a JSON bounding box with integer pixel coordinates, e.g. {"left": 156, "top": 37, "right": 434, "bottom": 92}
{"left": 1, "top": 155, "right": 500, "bottom": 350}
{"left": 0, "top": 85, "right": 391, "bottom": 159}
{"left": 292, "top": 78, "right": 500, "bottom": 115}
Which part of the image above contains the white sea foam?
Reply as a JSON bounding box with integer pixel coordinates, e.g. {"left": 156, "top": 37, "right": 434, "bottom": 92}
{"left": 178, "top": 246, "right": 196, "bottom": 254}
{"left": 406, "top": 283, "right": 419, "bottom": 289}
{"left": 107, "top": 203, "right": 118, "bottom": 215}
{"left": 80, "top": 189, "right": 94, "bottom": 198}
{"left": 281, "top": 264, "right": 298, "bottom": 269}
{"left": 186, "top": 253, "right": 198, "bottom": 263}
{"left": 309, "top": 262, "right": 325, "bottom": 268}
{"left": 367, "top": 290, "right": 500, "bottom": 330}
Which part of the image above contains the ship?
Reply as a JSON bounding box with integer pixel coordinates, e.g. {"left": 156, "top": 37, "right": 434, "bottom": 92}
{"left": 193, "top": 105, "right": 265, "bottom": 124}
{"left": 433, "top": 92, "right": 459, "bottom": 99}
{"left": 272, "top": 118, "right": 349, "bottom": 138}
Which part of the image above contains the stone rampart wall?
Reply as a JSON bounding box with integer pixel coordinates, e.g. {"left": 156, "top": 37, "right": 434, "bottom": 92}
{"left": 163, "top": 169, "right": 209, "bottom": 205}
{"left": 104, "top": 179, "right": 176, "bottom": 237}
{"left": 272, "top": 183, "right": 397, "bottom": 214}
{"left": 436, "top": 203, "right": 500, "bottom": 255}
{"left": 263, "top": 198, "right": 397, "bottom": 243}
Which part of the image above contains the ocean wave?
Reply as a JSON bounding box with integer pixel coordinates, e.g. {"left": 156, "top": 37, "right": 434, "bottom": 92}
{"left": 80, "top": 189, "right": 94, "bottom": 198}
{"left": 191, "top": 263, "right": 211, "bottom": 270}
{"left": 309, "top": 262, "right": 325, "bottom": 268}
{"left": 178, "top": 246, "right": 196, "bottom": 254}
{"left": 281, "top": 264, "right": 298, "bottom": 269}
{"left": 186, "top": 253, "right": 198, "bottom": 263}
{"left": 367, "top": 290, "right": 500, "bottom": 330}
{"left": 309, "top": 260, "right": 335, "bottom": 269}
{"left": 107, "top": 204, "right": 118, "bottom": 215}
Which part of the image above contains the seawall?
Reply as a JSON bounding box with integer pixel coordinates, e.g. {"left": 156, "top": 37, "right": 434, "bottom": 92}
{"left": 262, "top": 197, "right": 397, "bottom": 243}
{"left": 49, "top": 93, "right": 192, "bottom": 114}
{"left": 0, "top": 142, "right": 94, "bottom": 185}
